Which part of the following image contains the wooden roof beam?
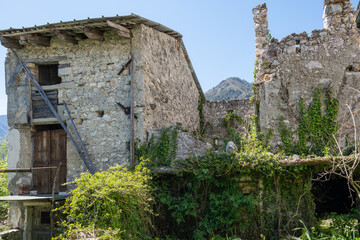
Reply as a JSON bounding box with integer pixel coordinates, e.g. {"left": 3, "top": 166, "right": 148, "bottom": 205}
{"left": 0, "top": 36, "right": 23, "bottom": 49}
{"left": 55, "top": 30, "right": 78, "bottom": 44}
{"left": 83, "top": 26, "right": 104, "bottom": 40}
{"left": 106, "top": 20, "right": 131, "bottom": 38}
{"left": 20, "top": 34, "right": 50, "bottom": 47}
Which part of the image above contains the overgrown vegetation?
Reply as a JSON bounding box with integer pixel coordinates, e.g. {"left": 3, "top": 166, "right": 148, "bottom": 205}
{"left": 151, "top": 140, "right": 316, "bottom": 239}
{"left": 278, "top": 87, "right": 339, "bottom": 156}
{"left": 0, "top": 137, "right": 8, "bottom": 226}
{"left": 55, "top": 161, "right": 153, "bottom": 239}
{"left": 55, "top": 86, "right": 360, "bottom": 239}
{"left": 298, "top": 211, "right": 360, "bottom": 240}
{"left": 135, "top": 127, "right": 178, "bottom": 167}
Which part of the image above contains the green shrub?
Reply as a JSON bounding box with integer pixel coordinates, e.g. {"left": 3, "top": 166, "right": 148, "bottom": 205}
{"left": 55, "top": 160, "right": 153, "bottom": 239}
{"left": 0, "top": 137, "right": 8, "bottom": 223}
{"left": 298, "top": 210, "right": 360, "bottom": 240}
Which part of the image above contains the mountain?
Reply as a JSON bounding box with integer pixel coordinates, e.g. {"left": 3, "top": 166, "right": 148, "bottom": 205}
{"left": 0, "top": 115, "right": 9, "bottom": 138}
{"left": 205, "top": 77, "right": 253, "bottom": 101}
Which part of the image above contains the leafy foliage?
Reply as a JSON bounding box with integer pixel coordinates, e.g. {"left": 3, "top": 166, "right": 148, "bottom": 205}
{"left": 0, "top": 137, "right": 8, "bottom": 223}
{"left": 152, "top": 141, "right": 315, "bottom": 239}
{"left": 278, "top": 87, "right": 339, "bottom": 156}
{"left": 135, "top": 127, "right": 178, "bottom": 167}
{"left": 298, "top": 210, "right": 360, "bottom": 240}
{"left": 55, "top": 161, "right": 153, "bottom": 239}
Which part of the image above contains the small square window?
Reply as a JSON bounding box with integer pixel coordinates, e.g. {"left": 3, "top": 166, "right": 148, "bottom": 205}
{"left": 38, "top": 64, "right": 61, "bottom": 85}
{"left": 40, "top": 211, "right": 51, "bottom": 224}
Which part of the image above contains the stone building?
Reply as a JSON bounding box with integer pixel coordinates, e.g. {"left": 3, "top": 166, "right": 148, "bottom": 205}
{"left": 253, "top": 0, "right": 360, "bottom": 147}
{"left": 0, "top": 14, "right": 202, "bottom": 239}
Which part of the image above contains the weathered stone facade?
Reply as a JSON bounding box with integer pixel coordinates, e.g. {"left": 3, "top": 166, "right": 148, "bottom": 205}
{"left": 2, "top": 17, "right": 201, "bottom": 232}
{"left": 137, "top": 25, "right": 200, "bottom": 135}
{"left": 253, "top": 0, "right": 360, "bottom": 146}
{"left": 203, "top": 99, "right": 254, "bottom": 139}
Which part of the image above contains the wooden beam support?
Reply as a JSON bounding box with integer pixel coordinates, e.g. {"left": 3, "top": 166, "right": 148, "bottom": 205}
{"left": 26, "top": 34, "right": 51, "bottom": 47}
{"left": 55, "top": 30, "right": 78, "bottom": 44}
{"left": 83, "top": 26, "right": 104, "bottom": 40}
{"left": 0, "top": 36, "right": 23, "bottom": 49}
{"left": 106, "top": 20, "right": 131, "bottom": 38}
{"left": 19, "top": 35, "right": 29, "bottom": 45}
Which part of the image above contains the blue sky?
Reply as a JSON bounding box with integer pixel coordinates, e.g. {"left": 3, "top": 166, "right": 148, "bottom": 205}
{"left": 0, "top": 0, "right": 358, "bottom": 115}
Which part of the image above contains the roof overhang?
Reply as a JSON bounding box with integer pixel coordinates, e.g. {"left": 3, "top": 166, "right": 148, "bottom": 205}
{"left": 0, "top": 14, "right": 182, "bottom": 38}
{"left": 0, "top": 14, "right": 203, "bottom": 95}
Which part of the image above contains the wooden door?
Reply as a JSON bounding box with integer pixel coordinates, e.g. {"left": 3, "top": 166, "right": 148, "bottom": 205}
{"left": 33, "top": 128, "right": 67, "bottom": 194}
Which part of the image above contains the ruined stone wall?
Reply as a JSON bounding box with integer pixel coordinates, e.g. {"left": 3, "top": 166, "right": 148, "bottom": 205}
{"left": 253, "top": 0, "right": 360, "bottom": 147}
{"left": 138, "top": 24, "right": 200, "bottom": 136}
{"left": 5, "top": 31, "right": 134, "bottom": 186}
{"left": 203, "top": 99, "right": 254, "bottom": 139}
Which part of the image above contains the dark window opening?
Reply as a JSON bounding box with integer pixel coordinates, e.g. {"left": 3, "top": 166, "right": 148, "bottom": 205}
{"left": 312, "top": 174, "right": 356, "bottom": 217}
{"left": 40, "top": 211, "right": 51, "bottom": 224}
{"left": 35, "top": 124, "right": 63, "bottom": 132}
{"left": 38, "top": 64, "right": 61, "bottom": 85}
{"left": 295, "top": 39, "right": 301, "bottom": 53}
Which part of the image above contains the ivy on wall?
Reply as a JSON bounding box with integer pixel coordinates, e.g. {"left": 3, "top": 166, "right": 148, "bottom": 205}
{"left": 278, "top": 87, "right": 339, "bottom": 156}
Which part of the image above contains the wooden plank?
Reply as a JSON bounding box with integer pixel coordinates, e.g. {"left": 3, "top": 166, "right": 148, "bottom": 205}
{"left": 32, "top": 90, "right": 58, "bottom": 96}
{"left": 50, "top": 129, "right": 67, "bottom": 193}
{"left": 0, "top": 36, "right": 23, "bottom": 49}
{"left": 24, "top": 56, "right": 67, "bottom": 63}
{"left": 33, "top": 105, "right": 57, "bottom": 119}
{"left": 106, "top": 20, "right": 131, "bottom": 38}
{"left": 0, "top": 166, "right": 58, "bottom": 173}
{"left": 33, "top": 131, "right": 51, "bottom": 194}
{"left": 32, "top": 99, "right": 57, "bottom": 107}
{"left": 55, "top": 30, "right": 78, "bottom": 44}
{"left": 83, "top": 26, "right": 104, "bottom": 41}
{"left": 26, "top": 34, "right": 51, "bottom": 47}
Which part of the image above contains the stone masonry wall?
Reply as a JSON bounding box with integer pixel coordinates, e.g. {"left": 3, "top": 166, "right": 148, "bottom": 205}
{"left": 253, "top": 0, "right": 360, "bottom": 147}
{"left": 139, "top": 24, "right": 200, "bottom": 136}
{"left": 5, "top": 31, "right": 133, "bottom": 186}
{"left": 203, "top": 98, "right": 254, "bottom": 139}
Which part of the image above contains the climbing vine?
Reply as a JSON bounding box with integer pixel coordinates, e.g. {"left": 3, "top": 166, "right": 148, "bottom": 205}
{"left": 278, "top": 87, "right": 339, "bottom": 156}
{"left": 198, "top": 92, "right": 207, "bottom": 135}
{"left": 152, "top": 147, "right": 316, "bottom": 239}
{"left": 135, "top": 127, "right": 178, "bottom": 167}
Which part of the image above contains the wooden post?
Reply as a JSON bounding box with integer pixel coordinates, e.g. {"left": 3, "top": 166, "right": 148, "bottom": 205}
{"left": 51, "top": 163, "right": 61, "bottom": 238}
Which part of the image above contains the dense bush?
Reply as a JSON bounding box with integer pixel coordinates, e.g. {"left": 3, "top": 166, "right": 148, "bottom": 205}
{"left": 298, "top": 210, "right": 360, "bottom": 240}
{"left": 55, "top": 160, "right": 153, "bottom": 239}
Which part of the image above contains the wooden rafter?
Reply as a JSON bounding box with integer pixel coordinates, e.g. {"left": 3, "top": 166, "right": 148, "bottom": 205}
{"left": 83, "top": 26, "right": 104, "bottom": 40}
{"left": 20, "top": 34, "right": 50, "bottom": 47}
{"left": 55, "top": 30, "right": 78, "bottom": 44}
{"left": 106, "top": 20, "right": 131, "bottom": 38}
{"left": 0, "top": 36, "right": 23, "bottom": 49}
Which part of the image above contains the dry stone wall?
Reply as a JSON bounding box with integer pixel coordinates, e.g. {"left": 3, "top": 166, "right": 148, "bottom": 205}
{"left": 5, "top": 31, "right": 134, "bottom": 184}
{"left": 203, "top": 99, "right": 254, "bottom": 139}
{"left": 253, "top": 0, "right": 360, "bottom": 147}
{"left": 139, "top": 24, "right": 200, "bottom": 135}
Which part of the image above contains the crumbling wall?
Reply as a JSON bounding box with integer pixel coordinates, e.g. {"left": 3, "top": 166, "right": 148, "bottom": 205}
{"left": 138, "top": 24, "right": 200, "bottom": 135}
{"left": 253, "top": 0, "right": 360, "bottom": 147}
{"left": 5, "top": 31, "right": 134, "bottom": 183}
{"left": 203, "top": 99, "right": 254, "bottom": 139}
